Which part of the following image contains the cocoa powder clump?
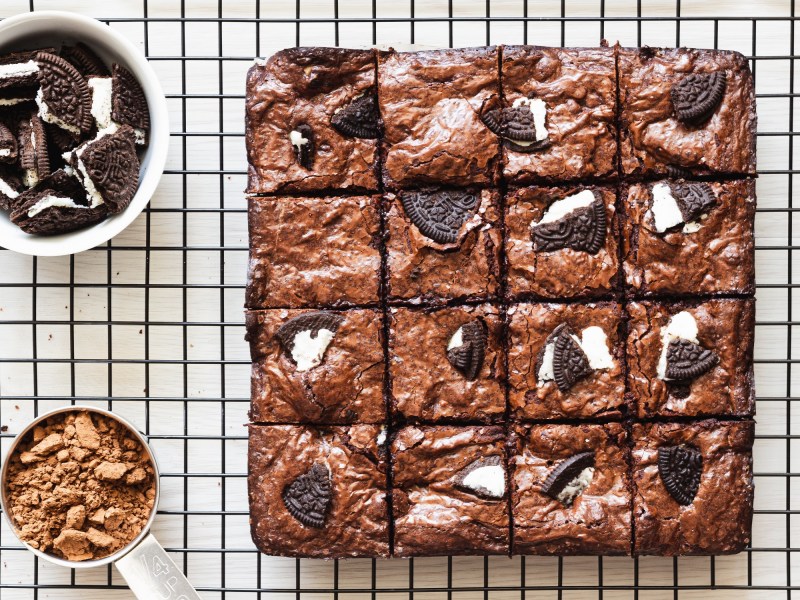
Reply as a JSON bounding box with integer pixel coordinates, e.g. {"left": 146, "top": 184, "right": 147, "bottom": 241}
{"left": 5, "top": 410, "right": 156, "bottom": 562}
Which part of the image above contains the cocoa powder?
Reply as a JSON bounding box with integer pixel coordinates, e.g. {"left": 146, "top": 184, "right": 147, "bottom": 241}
{"left": 4, "top": 410, "right": 156, "bottom": 561}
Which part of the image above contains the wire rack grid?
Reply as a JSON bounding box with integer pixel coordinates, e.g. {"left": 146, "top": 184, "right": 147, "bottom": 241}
{"left": 0, "top": 0, "right": 797, "bottom": 598}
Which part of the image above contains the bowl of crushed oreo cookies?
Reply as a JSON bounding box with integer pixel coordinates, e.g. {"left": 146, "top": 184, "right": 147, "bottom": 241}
{"left": 0, "top": 11, "right": 168, "bottom": 256}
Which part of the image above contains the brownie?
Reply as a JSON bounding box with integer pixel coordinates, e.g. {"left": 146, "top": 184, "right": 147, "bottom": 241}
{"left": 385, "top": 188, "right": 502, "bottom": 304}
{"left": 246, "top": 195, "right": 382, "bottom": 309}
{"left": 500, "top": 46, "right": 617, "bottom": 183}
{"left": 511, "top": 423, "right": 631, "bottom": 555}
{"left": 246, "top": 308, "right": 385, "bottom": 424}
{"left": 248, "top": 424, "right": 389, "bottom": 558}
{"left": 391, "top": 425, "right": 509, "bottom": 556}
{"left": 389, "top": 304, "right": 505, "bottom": 423}
{"left": 506, "top": 185, "right": 619, "bottom": 300}
{"left": 627, "top": 298, "right": 755, "bottom": 418}
{"left": 618, "top": 47, "right": 756, "bottom": 177}
{"left": 245, "top": 48, "right": 379, "bottom": 194}
{"left": 622, "top": 179, "right": 755, "bottom": 297}
{"left": 378, "top": 47, "right": 500, "bottom": 189}
{"left": 508, "top": 302, "right": 626, "bottom": 420}
{"left": 632, "top": 420, "right": 754, "bottom": 556}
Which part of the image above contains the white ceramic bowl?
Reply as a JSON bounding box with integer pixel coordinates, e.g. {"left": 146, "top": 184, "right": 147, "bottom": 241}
{"left": 0, "top": 11, "right": 169, "bottom": 256}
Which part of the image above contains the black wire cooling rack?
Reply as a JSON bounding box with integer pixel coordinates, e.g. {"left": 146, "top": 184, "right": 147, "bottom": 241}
{"left": 0, "top": 0, "right": 797, "bottom": 598}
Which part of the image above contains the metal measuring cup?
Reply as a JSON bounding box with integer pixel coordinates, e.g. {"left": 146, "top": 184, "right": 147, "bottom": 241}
{"left": 0, "top": 405, "right": 201, "bottom": 600}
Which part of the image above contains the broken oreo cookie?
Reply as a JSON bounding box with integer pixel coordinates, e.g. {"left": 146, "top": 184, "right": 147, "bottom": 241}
{"left": 671, "top": 71, "right": 727, "bottom": 124}
{"left": 446, "top": 320, "right": 486, "bottom": 381}
{"left": 658, "top": 445, "right": 702, "bottom": 505}
{"left": 17, "top": 112, "right": 50, "bottom": 188}
{"left": 454, "top": 455, "right": 505, "bottom": 500}
{"left": 551, "top": 324, "right": 593, "bottom": 393}
{"left": 275, "top": 311, "right": 344, "bottom": 371}
{"left": 73, "top": 126, "right": 139, "bottom": 213}
{"left": 61, "top": 43, "right": 110, "bottom": 78}
{"left": 541, "top": 451, "right": 595, "bottom": 506}
{"left": 290, "top": 123, "right": 315, "bottom": 169}
{"left": 532, "top": 190, "right": 606, "bottom": 254}
{"left": 482, "top": 100, "right": 549, "bottom": 152}
{"left": 111, "top": 63, "right": 150, "bottom": 132}
{"left": 35, "top": 51, "right": 94, "bottom": 136}
{"left": 282, "top": 463, "right": 332, "bottom": 528}
{"left": 0, "top": 122, "right": 18, "bottom": 164}
{"left": 671, "top": 182, "right": 716, "bottom": 223}
{"left": 399, "top": 189, "right": 480, "bottom": 244}
{"left": 331, "top": 93, "right": 380, "bottom": 139}
{"left": 10, "top": 169, "right": 106, "bottom": 235}
{"left": 665, "top": 338, "right": 719, "bottom": 382}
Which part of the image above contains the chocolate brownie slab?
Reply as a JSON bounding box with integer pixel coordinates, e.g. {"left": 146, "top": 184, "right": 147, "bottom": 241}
{"left": 627, "top": 298, "right": 755, "bottom": 418}
{"left": 391, "top": 425, "right": 509, "bottom": 556}
{"left": 384, "top": 188, "right": 502, "bottom": 304}
{"left": 511, "top": 422, "right": 631, "bottom": 555}
{"left": 508, "top": 301, "right": 626, "bottom": 420}
{"left": 248, "top": 424, "right": 389, "bottom": 558}
{"left": 389, "top": 304, "right": 505, "bottom": 423}
{"left": 505, "top": 185, "right": 620, "bottom": 300}
{"left": 499, "top": 46, "right": 617, "bottom": 183}
{"left": 246, "top": 309, "right": 385, "bottom": 424}
{"left": 632, "top": 420, "right": 754, "bottom": 555}
{"left": 618, "top": 47, "right": 756, "bottom": 177}
{"left": 246, "top": 195, "right": 382, "bottom": 309}
{"left": 245, "top": 48, "right": 380, "bottom": 194}
{"left": 379, "top": 47, "right": 500, "bottom": 189}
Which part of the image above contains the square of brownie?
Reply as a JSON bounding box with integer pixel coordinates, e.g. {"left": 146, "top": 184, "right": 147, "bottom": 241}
{"left": 391, "top": 425, "right": 509, "bottom": 556}
{"left": 389, "top": 304, "right": 505, "bottom": 423}
{"left": 378, "top": 47, "right": 500, "bottom": 189}
{"left": 385, "top": 188, "right": 502, "bottom": 304}
{"left": 618, "top": 47, "right": 756, "bottom": 178}
{"left": 245, "top": 48, "right": 380, "bottom": 194}
{"left": 632, "top": 420, "right": 754, "bottom": 555}
{"left": 511, "top": 422, "right": 631, "bottom": 555}
{"left": 506, "top": 185, "right": 620, "bottom": 300}
{"left": 248, "top": 424, "right": 390, "bottom": 558}
{"left": 627, "top": 298, "right": 755, "bottom": 419}
{"left": 622, "top": 179, "right": 756, "bottom": 297}
{"left": 246, "top": 308, "right": 385, "bottom": 424}
{"left": 508, "top": 302, "right": 626, "bottom": 420}
{"left": 246, "top": 195, "right": 382, "bottom": 309}
{"left": 499, "top": 46, "right": 617, "bottom": 184}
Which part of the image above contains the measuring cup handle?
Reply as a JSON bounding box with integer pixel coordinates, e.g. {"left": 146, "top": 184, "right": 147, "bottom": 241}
{"left": 114, "top": 533, "right": 203, "bottom": 600}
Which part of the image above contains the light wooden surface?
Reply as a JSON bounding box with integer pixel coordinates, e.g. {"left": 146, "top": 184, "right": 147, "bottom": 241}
{"left": 0, "top": 1, "right": 798, "bottom": 598}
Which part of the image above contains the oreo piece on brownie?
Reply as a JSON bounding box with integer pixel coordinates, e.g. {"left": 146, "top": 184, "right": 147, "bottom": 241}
{"left": 34, "top": 51, "right": 94, "bottom": 138}
{"left": 10, "top": 169, "right": 107, "bottom": 235}
{"left": 60, "top": 43, "right": 110, "bottom": 78}
{"left": 69, "top": 125, "right": 140, "bottom": 213}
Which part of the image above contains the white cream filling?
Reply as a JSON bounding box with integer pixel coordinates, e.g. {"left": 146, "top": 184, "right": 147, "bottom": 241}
{"left": 289, "top": 129, "right": 309, "bottom": 149}
{"left": 27, "top": 194, "right": 86, "bottom": 218}
{"left": 22, "top": 169, "right": 38, "bottom": 188}
{"left": 291, "top": 328, "right": 335, "bottom": 372}
{"left": 0, "top": 149, "right": 10, "bottom": 157}
{"left": 89, "top": 77, "right": 113, "bottom": 130}
{"left": 534, "top": 189, "right": 596, "bottom": 227}
{"left": 447, "top": 327, "right": 464, "bottom": 351}
{"left": 461, "top": 464, "right": 506, "bottom": 499}
{"left": 555, "top": 466, "right": 595, "bottom": 505}
{"left": 376, "top": 427, "right": 387, "bottom": 446}
{"left": 538, "top": 326, "right": 614, "bottom": 383}
{"left": 656, "top": 311, "right": 699, "bottom": 380}
{"left": 0, "top": 177, "right": 19, "bottom": 199}
{"left": 651, "top": 183, "right": 705, "bottom": 233}
{"left": 0, "top": 60, "right": 38, "bottom": 79}
{"left": 0, "top": 97, "right": 28, "bottom": 106}
{"left": 510, "top": 97, "right": 548, "bottom": 145}
{"left": 36, "top": 87, "right": 81, "bottom": 136}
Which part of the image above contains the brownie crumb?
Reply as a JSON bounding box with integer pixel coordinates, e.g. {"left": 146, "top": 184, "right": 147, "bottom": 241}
{"left": 4, "top": 410, "right": 156, "bottom": 562}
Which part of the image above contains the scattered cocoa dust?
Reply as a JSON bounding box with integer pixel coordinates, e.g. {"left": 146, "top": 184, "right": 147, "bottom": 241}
{"left": 4, "top": 410, "right": 156, "bottom": 561}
